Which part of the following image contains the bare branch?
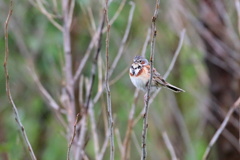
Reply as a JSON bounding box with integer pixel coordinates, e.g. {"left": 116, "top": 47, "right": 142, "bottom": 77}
{"left": 102, "top": 0, "right": 127, "bottom": 33}
{"left": 141, "top": 1, "right": 160, "bottom": 160}
{"left": 97, "top": 130, "right": 110, "bottom": 160}
{"left": 34, "top": 0, "right": 63, "bottom": 31}
{"left": 62, "top": 0, "right": 76, "bottom": 128}
{"left": 73, "top": 16, "right": 106, "bottom": 84}
{"left": 122, "top": 89, "right": 139, "bottom": 160}
{"left": 202, "top": 97, "right": 240, "bottom": 160}
{"left": 163, "top": 29, "right": 186, "bottom": 79}
{"left": 109, "top": 67, "right": 129, "bottom": 85}
{"left": 235, "top": 0, "right": 240, "bottom": 34}
{"left": 115, "top": 128, "right": 124, "bottom": 154}
{"left": 162, "top": 131, "right": 178, "bottom": 160}
{"left": 132, "top": 132, "right": 141, "bottom": 156}
{"left": 4, "top": 1, "right": 37, "bottom": 160}
{"left": 84, "top": 14, "right": 105, "bottom": 111}
{"left": 67, "top": 113, "right": 80, "bottom": 160}
{"left": 30, "top": 67, "right": 68, "bottom": 129}
{"left": 105, "top": 0, "right": 114, "bottom": 159}
{"left": 141, "top": 28, "right": 151, "bottom": 57}
{"left": 89, "top": 102, "right": 100, "bottom": 160}
{"left": 30, "top": 68, "right": 60, "bottom": 110}
{"left": 207, "top": 111, "right": 240, "bottom": 152}
{"left": 109, "top": 2, "right": 135, "bottom": 77}
{"left": 75, "top": 114, "right": 88, "bottom": 160}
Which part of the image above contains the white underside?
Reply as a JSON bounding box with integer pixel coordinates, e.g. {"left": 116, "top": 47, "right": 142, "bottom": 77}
{"left": 130, "top": 76, "right": 157, "bottom": 93}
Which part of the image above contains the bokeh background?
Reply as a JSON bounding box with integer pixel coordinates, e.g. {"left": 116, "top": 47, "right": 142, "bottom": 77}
{"left": 0, "top": 0, "right": 240, "bottom": 160}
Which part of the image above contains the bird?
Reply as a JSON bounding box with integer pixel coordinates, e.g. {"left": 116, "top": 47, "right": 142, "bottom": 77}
{"left": 129, "top": 55, "right": 185, "bottom": 95}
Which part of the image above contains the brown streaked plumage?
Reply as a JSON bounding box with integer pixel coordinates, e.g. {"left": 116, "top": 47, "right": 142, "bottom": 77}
{"left": 129, "top": 55, "right": 185, "bottom": 93}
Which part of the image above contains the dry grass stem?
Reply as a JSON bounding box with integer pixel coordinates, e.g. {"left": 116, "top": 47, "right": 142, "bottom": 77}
{"left": 109, "top": 1, "right": 135, "bottom": 77}
{"left": 67, "top": 113, "right": 80, "bottom": 160}
{"left": 202, "top": 97, "right": 240, "bottom": 160}
{"left": 84, "top": 13, "right": 105, "bottom": 111}
{"left": 109, "top": 67, "right": 129, "bottom": 85}
{"left": 73, "top": 15, "right": 106, "bottom": 84}
{"left": 141, "top": 1, "right": 160, "bottom": 160}
{"left": 89, "top": 102, "right": 100, "bottom": 159}
{"left": 115, "top": 128, "right": 124, "bottom": 154}
{"left": 141, "top": 28, "right": 151, "bottom": 57}
{"left": 102, "top": 0, "right": 127, "bottom": 33}
{"left": 122, "top": 89, "right": 139, "bottom": 160}
{"left": 62, "top": 0, "right": 76, "bottom": 129}
{"left": 4, "top": 1, "right": 37, "bottom": 160}
{"left": 236, "top": 0, "right": 240, "bottom": 34}
{"left": 34, "top": 0, "right": 63, "bottom": 31}
{"left": 162, "top": 131, "right": 178, "bottom": 160}
{"left": 97, "top": 130, "right": 111, "bottom": 160}
{"left": 75, "top": 115, "right": 87, "bottom": 159}
{"left": 30, "top": 68, "right": 60, "bottom": 110}
{"left": 105, "top": 0, "right": 114, "bottom": 159}
{"left": 163, "top": 29, "right": 186, "bottom": 79}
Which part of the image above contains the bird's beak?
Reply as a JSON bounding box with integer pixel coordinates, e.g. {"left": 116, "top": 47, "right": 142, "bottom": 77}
{"left": 130, "top": 68, "right": 135, "bottom": 75}
{"left": 132, "top": 69, "right": 135, "bottom": 75}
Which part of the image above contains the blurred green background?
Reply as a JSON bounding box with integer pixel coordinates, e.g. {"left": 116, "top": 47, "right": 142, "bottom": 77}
{"left": 1, "top": 0, "right": 239, "bottom": 160}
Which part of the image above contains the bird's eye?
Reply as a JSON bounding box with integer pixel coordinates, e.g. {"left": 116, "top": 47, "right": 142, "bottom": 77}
{"left": 139, "top": 60, "right": 142, "bottom": 63}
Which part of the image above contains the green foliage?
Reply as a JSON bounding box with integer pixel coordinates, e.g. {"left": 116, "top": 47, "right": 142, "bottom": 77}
{"left": 0, "top": 0, "right": 219, "bottom": 159}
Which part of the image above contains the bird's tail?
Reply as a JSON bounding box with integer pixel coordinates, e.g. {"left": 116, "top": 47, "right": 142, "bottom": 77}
{"left": 166, "top": 83, "right": 185, "bottom": 93}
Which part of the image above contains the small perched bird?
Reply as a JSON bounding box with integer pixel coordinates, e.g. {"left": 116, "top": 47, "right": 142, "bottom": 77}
{"left": 129, "top": 56, "right": 185, "bottom": 95}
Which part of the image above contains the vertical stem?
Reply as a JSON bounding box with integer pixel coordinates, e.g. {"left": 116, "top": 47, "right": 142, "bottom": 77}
{"left": 62, "top": 0, "right": 76, "bottom": 128}
{"left": 4, "top": 1, "right": 37, "bottom": 160}
{"left": 105, "top": 0, "right": 114, "bottom": 159}
{"left": 141, "top": 0, "right": 160, "bottom": 160}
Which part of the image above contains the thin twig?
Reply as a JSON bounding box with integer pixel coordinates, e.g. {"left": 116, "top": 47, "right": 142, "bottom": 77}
{"left": 132, "top": 132, "right": 141, "bottom": 155}
{"left": 122, "top": 89, "right": 139, "bottom": 160}
{"left": 109, "top": 1, "right": 135, "bottom": 77}
{"left": 62, "top": 0, "right": 77, "bottom": 158}
{"left": 141, "top": 28, "right": 151, "bottom": 57}
{"left": 34, "top": 0, "right": 63, "bottom": 31}
{"left": 102, "top": 0, "right": 127, "bottom": 33}
{"left": 202, "top": 97, "right": 240, "bottom": 160}
{"left": 207, "top": 111, "right": 240, "bottom": 151}
{"left": 163, "top": 29, "right": 186, "bottom": 79}
{"left": 167, "top": 92, "right": 196, "bottom": 158}
{"left": 97, "top": 130, "right": 110, "bottom": 160}
{"left": 73, "top": 16, "right": 106, "bottom": 84}
{"left": 235, "top": 0, "right": 240, "bottom": 34}
{"left": 148, "top": 28, "right": 185, "bottom": 105}
{"left": 92, "top": 0, "right": 135, "bottom": 103}
{"left": 84, "top": 13, "right": 105, "bottom": 111}
{"left": 141, "top": 1, "right": 160, "bottom": 160}
{"left": 87, "top": 7, "right": 97, "bottom": 32}
{"left": 62, "top": 0, "right": 76, "bottom": 126}
{"left": 89, "top": 101, "right": 100, "bottom": 160}
{"left": 105, "top": 0, "right": 114, "bottom": 159}
{"left": 67, "top": 113, "right": 80, "bottom": 160}
{"left": 30, "top": 68, "right": 60, "bottom": 110}
{"left": 4, "top": 1, "right": 37, "bottom": 160}
{"left": 115, "top": 128, "right": 124, "bottom": 154}
{"left": 30, "top": 67, "right": 68, "bottom": 129}
{"left": 75, "top": 114, "right": 88, "bottom": 160}
{"left": 162, "top": 131, "right": 178, "bottom": 160}
{"left": 109, "top": 67, "right": 129, "bottom": 85}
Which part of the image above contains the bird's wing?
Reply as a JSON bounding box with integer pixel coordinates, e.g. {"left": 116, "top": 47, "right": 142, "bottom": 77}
{"left": 145, "top": 65, "right": 167, "bottom": 87}
{"left": 153, "top": 71, "right": 167, "bottom": 87}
